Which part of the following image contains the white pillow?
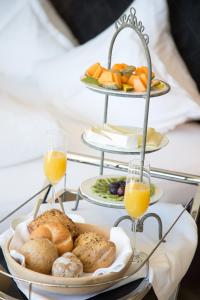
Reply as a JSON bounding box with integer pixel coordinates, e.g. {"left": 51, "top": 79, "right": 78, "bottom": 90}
{"left": 28, "top": 0, "right": 200, "bottom": 133}
{"left": 0, "top": 0, "right": 77, "bottom": 77}
{"left": 0, "top": 92, "right": 60, "bottom": 168}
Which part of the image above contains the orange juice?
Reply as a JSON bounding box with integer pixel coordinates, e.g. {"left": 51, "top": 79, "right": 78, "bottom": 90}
{"left": 124, "top": 182, "right": 150, "bottom": 218}
{"left": 44, "top": 151, "right": 67, "bottom": 185}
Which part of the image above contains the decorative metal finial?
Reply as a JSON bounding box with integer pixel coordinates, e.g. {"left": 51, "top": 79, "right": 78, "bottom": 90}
{"left": 115, "top": 7, "right": 149, "bottom": 45}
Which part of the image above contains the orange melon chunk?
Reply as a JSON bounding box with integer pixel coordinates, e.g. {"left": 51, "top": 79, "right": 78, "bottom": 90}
{"left": 92, "top": 65, "right": 105, "bottom": 79}
{"left": 135, "top": 66, "right": 155, "bottom": 78}
{"left": 133, "top": 77, "right": 146, "bottom": 92}
{"left": 98, "top": 70, "right": 122, "bottom": 90}
{"left": 111, "top": 63, "right": 128, "bottom": 72}
{"left": 128, "top": 75, "right": 146, "bottom": 92}
{"left": 86, "top": 63, "right": 100, "bottom": 77}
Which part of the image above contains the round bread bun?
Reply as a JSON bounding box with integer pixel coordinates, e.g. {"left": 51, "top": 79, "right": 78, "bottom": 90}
{"left": 20, "top": 238, "right": 58, "bottom": 274}
{"left": 74, "top": 232, "right": 104, "bottom": 248}
{"left": 52, "top": 252, "right": 83, "bottom": 278}
{"left": 28, "top": 209, "right": 79, "bottom": 239}
{"left": 30, "top": 222, "right": 73, "bottom": 255}
{"left": 73, "top": 238, "right": 116, "bottom": 273}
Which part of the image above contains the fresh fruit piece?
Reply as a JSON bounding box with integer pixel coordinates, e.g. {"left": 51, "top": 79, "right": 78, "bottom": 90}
{"left": 127, "top": 74, "right": 136, "bottom": 88}
{"left": 86, "top": 63, "right": 100, "bottom": 77}
{"left": 92, "top": 65, "right": 105, "bottom": 79}
{"left": 122, "top": 84, "right": 133, "bottom": 92}
{"left": 112, "top": 65, "right": 135, "bottom": 84}
{"left": 81, "top": 76, "right": 98, "bottom": 85}
{"left": 109, "top": 182, "right": 120, "bottom": 195}
{"left": 127, "top": 74, "right": 146, "bottom": 92}
{"left": 98, "top": 70, "right": 122, "bottom": 90}
{"left": 135, "top": 66, "right": 155, "bottom": 79}
{"left": 121, "top": 74, "right": 130, "bottom": 84}
{"left": 133, "top": 76, "right": 146, "bottom": 92}
{"left": 128, "top": 75, "right": 146, "bottom": 92}
{"left": 117, "top": 186, "right": 125, "bottom": 196}
{"left": 113, "top": 72, "right": 122, "bottom": 87}
{"left": 139, "top": 73, "right": 148, "bottom": 87}
{"left": 151, "top": 79, "right": 165, "bottom": 90}
{"left": 111, "top": 63, "right": 128, "bottom": 72}
{"left": 118, "top": 180, "right": 126, "bottom": 187}
{"left": 121, "top": 65, "right": 136, "bottom": 75}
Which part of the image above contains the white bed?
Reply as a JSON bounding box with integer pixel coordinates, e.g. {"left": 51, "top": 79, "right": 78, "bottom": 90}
{"left": 0, "top": 0, "right": 200, "bottom": 230}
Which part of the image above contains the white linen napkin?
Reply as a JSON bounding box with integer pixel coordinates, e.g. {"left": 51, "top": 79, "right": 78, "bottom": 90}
{"left": 93, "top": 227, "right": 133, "bottom": 276}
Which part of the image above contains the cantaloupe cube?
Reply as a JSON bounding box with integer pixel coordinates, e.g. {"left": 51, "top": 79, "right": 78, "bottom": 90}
{"left": 135, "top": 66, "right": 155, "bottom": 78}
{"left": 113, "top": 72, "right": 122, "bottom": 88}
{"left": 112, "top": 63, "right": 128, "bottom": 72}
{"left": 139, "top": 73, "right": 147, "bottom": 87}
{"left": 127, "top": 74, "right": 137, "bottom": 87}
{"left": 92, "top": 65, "right": 104, "bottom": 79}
{"left": 86, "top": 63, "right": 100, "bottom": 77}
{"left": 133, "top": 76, "right": 146, "bottom": 92}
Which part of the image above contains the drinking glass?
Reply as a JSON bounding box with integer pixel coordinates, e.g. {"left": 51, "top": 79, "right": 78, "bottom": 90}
{"left": 124, "top": 159, "right": 150, "bottom": 259}
{"left": 43, "top": 129, "right": 67, "bottom": 203}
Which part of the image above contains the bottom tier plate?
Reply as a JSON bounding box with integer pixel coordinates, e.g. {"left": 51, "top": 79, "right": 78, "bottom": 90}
{"left": 80, "top": 175, "right": 163, "bottom": 209}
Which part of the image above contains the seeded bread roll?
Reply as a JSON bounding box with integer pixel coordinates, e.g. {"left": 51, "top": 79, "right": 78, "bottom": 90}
{"left": 74, "top": 232, "right": 104, "bottom": 248}
{"left": 73, "top": 234, "right": 116, "bottom": 273}
{"left": 20, "top": 238, "right": 58, "bottom": 274}
{"left": 52, "top": 252, "right": 83, "bottom": 278}
{"left": 30, "top": 222, "right": 73, "bottom": 255}
{"left": 28, "top": 209, "right": 79, "bottom": 239}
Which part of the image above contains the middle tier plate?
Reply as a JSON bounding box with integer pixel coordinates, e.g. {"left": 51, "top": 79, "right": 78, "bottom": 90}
{"left": 81, "top": 132, "right": 169, "bottom": 155}
{"left": 80, "top": 175, "right": 163, "bottom": 209}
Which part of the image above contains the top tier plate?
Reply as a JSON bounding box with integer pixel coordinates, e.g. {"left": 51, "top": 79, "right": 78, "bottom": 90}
{"left": 82, "top": 80, "right": 170, "bottom": 98}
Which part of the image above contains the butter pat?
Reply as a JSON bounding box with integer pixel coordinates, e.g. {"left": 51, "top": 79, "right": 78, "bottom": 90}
{"left": 137, "top": 128, "right": 163, "bottom": 148}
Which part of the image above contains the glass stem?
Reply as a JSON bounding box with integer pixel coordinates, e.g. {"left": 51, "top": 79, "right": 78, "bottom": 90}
{"left": 132, "top": 218, "right": 137, "bottom": 255}
{"left": 64, "top": 173, "right": 67, "bottom": 192}
{"left": 52, "top": 185, "right": 55, "bottom": 204}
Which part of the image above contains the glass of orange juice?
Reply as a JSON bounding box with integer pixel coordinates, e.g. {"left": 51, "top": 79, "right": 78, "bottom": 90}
{"left": 124, "top": 159, "right": 150, "bottom": 258}
{"left": 44, "top": 129, "right": 67, "bottom": 203}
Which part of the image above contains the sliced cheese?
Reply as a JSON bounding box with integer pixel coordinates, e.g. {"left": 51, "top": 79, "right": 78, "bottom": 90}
{"left": 137, "top": 128, "right": 163, "bottom": 148}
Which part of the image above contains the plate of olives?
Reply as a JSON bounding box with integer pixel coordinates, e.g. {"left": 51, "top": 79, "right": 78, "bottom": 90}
{"left": 80, "top": 175, "right": 163, "bottom": 208}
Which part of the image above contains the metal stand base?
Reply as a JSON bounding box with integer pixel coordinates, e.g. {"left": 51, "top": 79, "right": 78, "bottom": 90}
{"left": 114, "top": 213, "right": 165, "bottom": 241}
{"left": 72, "top": 188, "right": 82, "bottom": 211}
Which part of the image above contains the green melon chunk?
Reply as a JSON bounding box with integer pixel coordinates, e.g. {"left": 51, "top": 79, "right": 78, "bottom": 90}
{"left": 81, "top": 76, "right": 99, "bottom": 85}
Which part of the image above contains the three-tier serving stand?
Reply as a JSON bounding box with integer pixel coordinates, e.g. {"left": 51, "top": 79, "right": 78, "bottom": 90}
{"left": 74, "top": 7, "right": 170, "bottom": 211}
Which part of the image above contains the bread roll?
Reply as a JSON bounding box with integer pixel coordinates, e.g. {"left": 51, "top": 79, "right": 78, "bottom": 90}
{"left": 30, "top": 222, "right": 73, "bottom": 255}
{"left": 20, "top": 238, "right": 58, "bottom": 274}
{"left": 28, "top": 209, "right": 79, "bottom": 239}
{"left": 52, "top": 252, "right": 83, "bottom": 278}
{"left": 73, "top": 235, "right": 116, "bottom": 273}
{"left": 74, "top": 232, "right": 104, "bottom": 248}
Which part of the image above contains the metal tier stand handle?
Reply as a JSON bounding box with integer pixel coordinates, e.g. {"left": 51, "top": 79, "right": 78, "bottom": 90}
{"left": 113, "top": 213, "right": 165, "bottom": 242}
{"left": 100, "top": 7, "right": 152, "bottom": 179}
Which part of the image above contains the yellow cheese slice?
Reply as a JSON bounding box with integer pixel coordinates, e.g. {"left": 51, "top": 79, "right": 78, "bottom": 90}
{"left": 137, "top": 128, "right": 163, "bottom": 148}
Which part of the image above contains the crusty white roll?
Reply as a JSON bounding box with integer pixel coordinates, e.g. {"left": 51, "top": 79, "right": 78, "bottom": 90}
{"left": 28, "top": 209, "right": 79, "bottom": 239}
{"left": 73, "top": 235, "right": 116, "bottom": 273}
{"left": 52, "top": 252, "right": 83, "bottom": 278}
{"left": 20, "top": 238, "right": 58, "bottom": 274}
{"left": 30, "top": 222, "right": 73, "bottom": 255}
